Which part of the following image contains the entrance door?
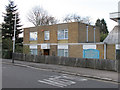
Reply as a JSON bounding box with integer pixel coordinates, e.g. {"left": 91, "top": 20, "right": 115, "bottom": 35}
{"left": 44, "top": 49, "right": 50, "bottom": 55}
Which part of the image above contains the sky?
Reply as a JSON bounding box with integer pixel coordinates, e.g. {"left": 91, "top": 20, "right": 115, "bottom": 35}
{"left": 0, "top": 0, "right": 119, "bottom": 33}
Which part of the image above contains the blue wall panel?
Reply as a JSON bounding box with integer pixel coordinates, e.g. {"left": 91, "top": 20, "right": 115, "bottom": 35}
{"left": 83, "top": 49, "right": 99, "bottom": 59}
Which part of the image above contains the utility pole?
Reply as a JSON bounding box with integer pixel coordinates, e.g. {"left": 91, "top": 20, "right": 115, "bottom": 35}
{"left": 12, "top": 13, "right": 16, "bottom": 63}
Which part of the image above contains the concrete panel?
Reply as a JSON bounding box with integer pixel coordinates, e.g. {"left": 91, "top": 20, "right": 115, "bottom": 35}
{"left": 100, "top": 59, "right": 107, "bottom": 70}
{"left": 64, "top": 57, "right": 76, "bottom": 67}
{"left": 86, "top": 59, "right": 95, "bottom": 69}
{"left": 13, "top": 53, "right": 117, "bottom": 71}
{"left": 76, "top": 58, "right": 86, "bottom": 68}
{"left": 106, "top": 60, "right": 116, "bottom": 71}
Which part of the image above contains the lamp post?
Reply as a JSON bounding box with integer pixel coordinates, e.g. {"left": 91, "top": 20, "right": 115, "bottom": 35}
{"left": 12, "top": 13, "right": 17, "bottom": 63}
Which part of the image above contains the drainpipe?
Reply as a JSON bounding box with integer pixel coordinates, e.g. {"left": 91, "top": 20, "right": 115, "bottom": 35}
{"left": 104, "top": 42, "right": 107, "bottom": 59}
{"left": 86, "top": 25, "right": 89, "bottom": 42}
{"left": 93, "top": 26, "right": 96, "bottom": 43}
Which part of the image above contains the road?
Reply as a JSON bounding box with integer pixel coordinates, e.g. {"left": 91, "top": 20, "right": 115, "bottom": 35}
{"left": 2, "top": 63, "right": 118, "bottom": 88}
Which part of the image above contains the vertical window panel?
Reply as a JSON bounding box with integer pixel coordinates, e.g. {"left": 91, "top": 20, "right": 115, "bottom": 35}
{"left": 44, "top": 31, "right": 50, "bottom": 40}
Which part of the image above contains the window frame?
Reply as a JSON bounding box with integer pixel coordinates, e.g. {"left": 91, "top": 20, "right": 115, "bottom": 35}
{"left": 44, "top": 31, "right": 50, "bottom": 40}
{"left": 30, "top": 49, "right": 38, "bottom": 55}
{"left": 58, "top": 29, "right": 68, "bottom": 40}
{"left": 58, "top": 49, "right": 68, "bottom": 57}
{"left": 29, "top": 32, "right": 37, "bottom": 41}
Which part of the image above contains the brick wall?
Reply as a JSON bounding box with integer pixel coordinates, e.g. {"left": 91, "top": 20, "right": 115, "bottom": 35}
{"left": 69, "top": 45, "right": 83, "bottom": 58}
{"left": 78, "top": 23, "right": 100, "bottom": 43}
{"left": 106, "top": 44, "right": 115, "bottom": 60}
{"left": 68, "top": 22, "right": 79, "bottom": 43}
{"left": 23, "top": 28, "right": 30, "bottom": 44}
{"left": 96, "top": 44, "right": 104, "bottom": 59}
{"left": 50, "top": 45, "right": 57, "bottom": 56}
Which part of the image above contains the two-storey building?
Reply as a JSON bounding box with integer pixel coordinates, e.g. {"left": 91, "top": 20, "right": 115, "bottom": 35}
{"left": 23, "top": 22, "right": 102, "bottom": 58}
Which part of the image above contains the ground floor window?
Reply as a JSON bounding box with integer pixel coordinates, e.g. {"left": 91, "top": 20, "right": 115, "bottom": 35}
{"left": 30, "top": 49, "right": 37, "bottom": 55}
{"left": 58, "top": 49, "right": 68, "bottom": 57}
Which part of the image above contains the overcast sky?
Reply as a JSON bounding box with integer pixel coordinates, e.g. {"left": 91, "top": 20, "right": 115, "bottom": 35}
{"left": 0, "top": 0, "right": 119, "bottom": 32}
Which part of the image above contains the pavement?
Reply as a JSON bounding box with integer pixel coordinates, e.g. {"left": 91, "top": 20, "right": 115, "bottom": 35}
{"left": 2, "top": 59, "right": 119, "bottom": 83}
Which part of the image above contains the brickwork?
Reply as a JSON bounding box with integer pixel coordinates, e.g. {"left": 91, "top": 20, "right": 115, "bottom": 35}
{"left": 95, "top": 27, "right": 100, "bottom": 42}
{"left": 68, "top": 22, "right": 79, "bottom": 43}
{"left": 23, "top": 28, "right": 30, "bottom": 44}
{"left": 69, "top": 45, "right": 83, "bottom": 58}
{"left": 78, "top": 23, "right": 100, "bottom": 43}
{"left": 23, "top": 45, "right": 30, "bottom": 54}
{"left": 106, "top": 44, "right": 115, "bottom": 60}
{"left": 50, "top": 45, "right": 57, "bottom": 56}
{"left": 96, "top": 44, "right": 104, "bottom": 59}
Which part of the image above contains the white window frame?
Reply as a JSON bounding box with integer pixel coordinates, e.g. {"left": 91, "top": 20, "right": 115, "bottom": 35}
{"left": 58, "top": 29, "right": 68, "bottom": 40}
{"left": 30, "top": 49, "right": 38, "bottom": 55}
{"left": 44, "top": 31, "right": 50, "bottom": 40}
{"left": 30, "top": 32, "right": 37, "bottom": 41}
{"left": 29, "top": 45, "right": 38, "bottom": 55}
{"left": 58, "top": 49, "right": 68, "bottom": 57}
{"left": 64, "top": 49, "right": 68, "bottom": 57}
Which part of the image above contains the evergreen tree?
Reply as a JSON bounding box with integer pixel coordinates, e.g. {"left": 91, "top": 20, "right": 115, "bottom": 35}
{"left": 2, "top": 0, "right": 23, "bottom": 58}
{"left": 101, "top": 19, "right": 109, "bottom": 34}
{"left": 2, "top": 0, "right": 22, "bottom": 43}
{"left": 95, "top": 18, "right": 109, "bottom": 42}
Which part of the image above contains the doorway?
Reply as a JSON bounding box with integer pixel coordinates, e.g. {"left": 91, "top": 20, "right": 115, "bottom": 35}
{"left": 44, "top": 49, "right": 50, "bottom": 55}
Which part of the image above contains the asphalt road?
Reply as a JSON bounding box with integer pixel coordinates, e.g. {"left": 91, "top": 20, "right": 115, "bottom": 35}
{"left": 2, "top": 63, "right": 118, "bottom": 88}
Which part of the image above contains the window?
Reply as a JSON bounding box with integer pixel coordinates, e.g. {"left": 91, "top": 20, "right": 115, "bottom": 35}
{"left": 58, "top": 49, "right": 68, "bottom": 57}
{"left": 30, "top": 45, "right": 37, "bottom": 55}
{"left": 58, "top": 29, "right": 68, "bottom": 40}
{"left": 30, "top": 49, "right": 37, "bottom": 55}
{"left": 44, "top": 31, "right": 50, "bottom": 40}
{"left": 30, "top": 32, "right": 37, "bottom": 41}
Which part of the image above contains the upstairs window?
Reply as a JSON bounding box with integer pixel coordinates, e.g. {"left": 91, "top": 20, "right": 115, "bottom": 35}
{"left": 58, "top": 29, "right": 68, "bottom": 40}
{"left": 44, "top": 31, "right": 50, "bottom": 40}
{"left": 30, "top": 32, "right": 37, "bottom": 41}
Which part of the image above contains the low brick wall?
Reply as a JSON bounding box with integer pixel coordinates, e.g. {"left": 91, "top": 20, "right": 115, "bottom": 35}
{"left": 13, "top": 53, "right": 118, "bottom": 72}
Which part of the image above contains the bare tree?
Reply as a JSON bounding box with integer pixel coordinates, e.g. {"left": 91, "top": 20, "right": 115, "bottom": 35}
{"left": 63, "top": 14, "right": 92, "bottom": 25}
{"left": 63, "top": 14, "right": 82, "bottom": 23}
{"left": 82, "top": 16, "right": 92, "bottom": 25}
{"left": 27, "top": 6, "right": 58, "bottom": 26}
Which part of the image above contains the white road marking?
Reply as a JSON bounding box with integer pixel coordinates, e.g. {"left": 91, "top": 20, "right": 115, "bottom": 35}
{"left": 38, "top": 80, "right": 64, "bottom": 88}
{"left": 43, "top": 79, "right": 68, "bottom": 87}
{"left": 38, "top": 74, "right": 87, "bottom": 88}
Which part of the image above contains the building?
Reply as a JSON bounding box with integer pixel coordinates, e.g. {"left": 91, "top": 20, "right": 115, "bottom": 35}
{"left": 104, "top": 3, "right": 120, "bottom": 60}
{"left": 23, "top": 21, "right": 116, "bottom": 60}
